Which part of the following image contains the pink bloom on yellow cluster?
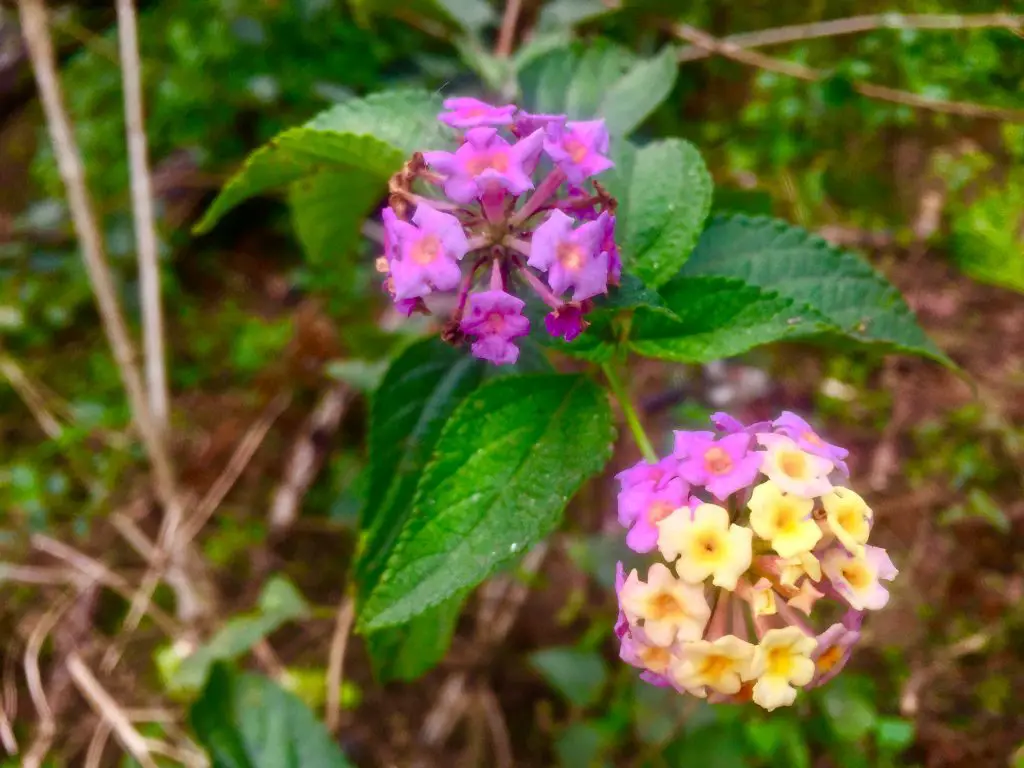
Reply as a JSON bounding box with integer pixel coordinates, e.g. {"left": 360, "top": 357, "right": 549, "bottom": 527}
{"left": 376, "top": 97, "right": 619, "bottom": 366}
{"left": 614, "top": 411, "right": 897, "bottom": 711}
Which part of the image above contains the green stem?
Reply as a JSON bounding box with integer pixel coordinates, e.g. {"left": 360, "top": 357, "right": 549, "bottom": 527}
{"left": 601, "top": 361, "right": 657, "bottom": 464}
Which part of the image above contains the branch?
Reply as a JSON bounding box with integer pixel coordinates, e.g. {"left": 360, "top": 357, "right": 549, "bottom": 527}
{"left": 673, "top": 22, "right": 1024, "bottom": 122}
{"left": 115, "top": 0, "right": 169, "bottom": 429}
{"left": 495, "top": 0, "right": 523, "bottom": 58}
{"left": 677, "top": 13, "right": 1023, "bottom": 62}
{"left": 66, "top": 652, "right": 160, "bottom": 768}
{"left": 17, "top": 0, "right": 179, "bottom": 505}
{"left": 325, "top": 597, "right": 355, "bottom": 734}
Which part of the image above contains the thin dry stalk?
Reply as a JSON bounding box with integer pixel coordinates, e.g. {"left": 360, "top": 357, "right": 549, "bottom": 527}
{"left": 18, "top": 0, "right": 178, "bottom": 505}
{"left": 673, "top": 22, "right": 1024, "bottom": 122}
{"left": 325, "top": 597, "right": 355, "bottom": 734}
{"left": 83, "top": 720, "right": 112, "bottom": 768}
{"left": 0, "top": 562, "right": 75, "bottom": 586}
{"left": 30, "top": 534, "right": 181, "bottom": 637}
{"left": 66, "top": 652, "right": 160, "bottom": 768}
{"left": 0, "top": 701, "right": 17, "bottom": 756}
{"left": 478, "top": 686, "right": 513, "bottom": 768}
{"left": 0, "top": 354, "right": 62, "bottom": 438}
{"left": 269, "top": 385, "right": 346, "bottom": 532}
{"left": 115, "top": 0, "right": 168, "bottom": 429}
{"left": 21, "top": 594, "right": 74, "bottom": 768}
{"left": 182, "top": 392, "right": 291, "bottom": 542}
{"left": 495, "top": 0, "right": 523, "bottom": 58}
{"left": 677, "top": 13, "right": 1023, "bottom": 62}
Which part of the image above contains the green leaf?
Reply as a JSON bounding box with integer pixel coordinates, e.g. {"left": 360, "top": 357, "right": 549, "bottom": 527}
{"left": 191, "top": 664, "right": 354, "bottom": 768}
{"left": 554, "top": 722, "right": 612, "bottom": 768}
{"left": 367, "top": 595, "right": 465, "bottom": 683}
{"left": 519, "top": 39, "right": 634, "bottom": 118}
{"left": 622, "top": 139, "right": 713, "bottom": 287}
{"left": 195, "top": 91, "right": 447, "bottom": 234}
{"left": 356, "top": 339, "right": 486, "bottom": 597}
{"left": 170, "top": 577, "right": 309, "bottom": 692}
{"left": 359, "top": 374, "right": 614, "bottom": 631}
{"left": 598, "top": 47, "right": 678, "bottom": 137}
{"left": 629, "top": 276, "right": 833, "bottom": 363}
{"left": 355, "top": 340, "right": 485, "bottom": 681}
{"left": 875, "top": 717, "right": 915, "bottom": 753}
{"left": 818, "top": 677, "right": 877, "bottom": 742}
{"left": 288, "top": 170, "right": 381, "bottom": 278}
{"left": 530, "top": 647, "right": 608, "bottom": 708}
{"left": 680, "top": 215, "right": 952, "bottom": 365}
{"left": 538, "top": 0, "right": 620, "bottom": 31}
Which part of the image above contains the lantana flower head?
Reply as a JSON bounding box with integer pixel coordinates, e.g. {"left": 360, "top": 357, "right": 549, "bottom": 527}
{"left": 377, "top": 97, "right": 618, "bottom": 366}
{"left": 613, "top": 411, "right": 897, "bottom": 711}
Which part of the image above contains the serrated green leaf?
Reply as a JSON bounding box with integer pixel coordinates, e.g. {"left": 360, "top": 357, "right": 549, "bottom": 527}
{"left": 599, "top": 47, "right": 678, "bottom": 137}
{"left": 171, "top": 577, "right": 310, "bottom": 693}
{"left": 367, "top": 595, "right": 465, "bottom": 683}
{"left": 680, "top": 215, "right": 952, "bottom": 365}
{"left": 629, "top": 276, "right": 834, "bottom": 362}
{"left": 359, "top": 374, "right": 614, "bottom": 631}
{"left": 195, "top": 91, "right": 448, "bottom": 234}
{"left": 519, "top": 39, "right": 634, "bottom": 118}
{"left": 622, "top": 139, "right": 713, "bottom": 287}
{"left": 530, "top": 647, "right": 608, "bottom": 708}
{"left": 356, "top": 339, "right": 487, "bottom": 595}
{"left": 190, "top": 664, "right": 354, "bottom": 768}
{"left": 288, "top": 170, "right": 381, "bottom": 275}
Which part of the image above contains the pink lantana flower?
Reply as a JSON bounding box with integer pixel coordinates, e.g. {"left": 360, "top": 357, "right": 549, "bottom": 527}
{"left": 389, "top": 203, "right": 469, "bottom": 300}
{"left": 424, "top": 126, "right": 544, "bottom": 204}
{"left": 528, "top": 209, "right": 609, "bottom": 301}
{"left": 460, "top": 289, "right": 530, "bottom": 366}
{"left": 439, "top": 97, "right": 516, "bottom": 129}
{"left": 543, "top": 119, "right": 614, "bottom": 183}
{"left": 674, "top": 431, "right": 763, "bottom": 500}
{"left": 618, "top": 477, "right": 689, "bottom": 553}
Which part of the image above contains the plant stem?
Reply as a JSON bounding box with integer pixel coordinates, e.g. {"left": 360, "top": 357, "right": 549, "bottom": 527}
{"left": 601, "top": 361, "right": 657, "bottom": 463}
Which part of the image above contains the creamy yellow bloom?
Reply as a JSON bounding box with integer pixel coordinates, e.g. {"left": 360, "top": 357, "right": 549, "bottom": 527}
{"left": 670, "top": 636, "right": 757, "bottom": 696}
{"left": 657, "top": 503, "right": 753, "bottom": 590}
{"left": 749, "top": 577, "right": 777, "bottom": 617}
{"left": 822, "top": 487, "right": 872, "bottom": 556}
{"left": 748, "top": 482, "right": 822, "bottom": 558}
{"left": 821, "top": 546, "right": 896, "bottom": 611}
{"left": 779, "top": 552, "right": 822, "bottom": 586}
{"left": 750, "top": 627, "right": 816, "bottom": 711}
{"left": 757, "top": 434, "right": 834, "bottom": 498}
{"left": 619, "top": 563, "right": 711, "bottom": 646}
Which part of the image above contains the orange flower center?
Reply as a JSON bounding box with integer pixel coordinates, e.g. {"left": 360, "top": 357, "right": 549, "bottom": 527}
{"left": 704, "top": 446, "right": 734, "bottom": 475}
{"left": 817, "top": 645, "right": 844, "bottom": 673}
{"left": 647, "top": 501, "right": 675, "bottom": 524}
{"left": 411, "top": 234, "right": 441, "bottom": 265}
{"left": 647, "top": 591, "right": 682, "bottom": 621}
{"left": 563, "top": 136, "right": 589, "bottom": 163}
{"left": 779, "top": 451, "right": 808, "bottom": 478}
{"left": 466, "top": 150, "right": 510, "bottom": 175}
{"left": 557, "top": 242, "right": 585, "bottom": 270}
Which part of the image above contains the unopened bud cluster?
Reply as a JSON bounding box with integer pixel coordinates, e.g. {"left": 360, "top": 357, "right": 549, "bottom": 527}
{"left": 614, "top": 412, "right": 897, "bottom": 710}
{"left": 377, "top": 98, "right": 619, "bottom": 365}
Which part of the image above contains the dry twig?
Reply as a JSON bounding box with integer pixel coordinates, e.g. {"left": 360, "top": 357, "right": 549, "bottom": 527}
{"left": 673, "top": 22, "right": 1024, "bottom": 122}
{"left": 115, "top": 0, "right": 169, "bottom": 428}
{"left": 66, "top": 652, "right": 160, "bottom": 768}
{"left": 495, "top": 0, "right": 523, "bottom": 58}
{"left": 0, "top": 354, "right": 62, "bottom": 439}
{"left": 83, "top": 720, "right": 112, "bottom": 768}
{"left": 21, "top": 594, "right": 74, "bottom": 768}
{"left": 677, "top": 13, "right": 1023, "bottom": 62}
{"left": 325, "top": 597, "right": 355, "bottom": 734}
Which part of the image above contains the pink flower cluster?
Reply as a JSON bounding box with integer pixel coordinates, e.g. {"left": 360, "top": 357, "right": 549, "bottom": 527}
{"left": 376, "top": 97, "right": 619, "bottom": 365}
{"left": 614, "top": 411, "right": 898, "bottom": 710}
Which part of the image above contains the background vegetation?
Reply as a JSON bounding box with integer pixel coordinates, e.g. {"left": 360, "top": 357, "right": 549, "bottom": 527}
{"left": 0, "top": 0, "right": 1022, "bottom": 765}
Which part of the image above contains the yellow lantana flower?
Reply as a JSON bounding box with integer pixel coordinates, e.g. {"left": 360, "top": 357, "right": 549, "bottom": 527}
{"left": 749, "top": 627, "right": 816, "bottom": 711}
{"left": 619, "top": 563, "right": 711, "bottom": 646}
{"left": 822, "top": 487, "right": 872, "bottom": 556}
{"left": 757, "top": 434, "right": 833, "bottom": 498}
{"left": 670, "top": 636, "right": 757, "bottom": 696}
{"left": 657, "top": 503, "right": 753, "bottom": 590}
{"left": 748, "top": 482, "right": 822, "bottom": 558}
